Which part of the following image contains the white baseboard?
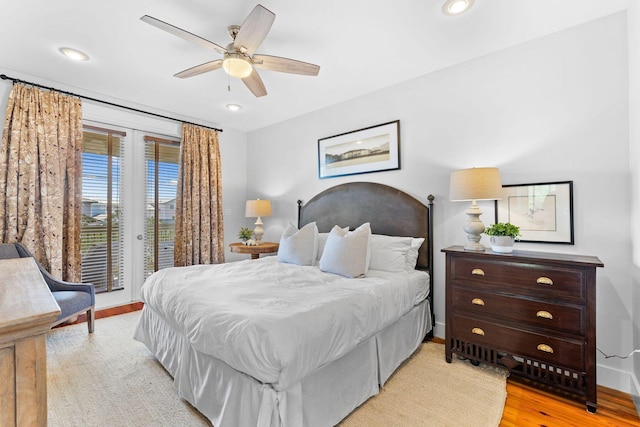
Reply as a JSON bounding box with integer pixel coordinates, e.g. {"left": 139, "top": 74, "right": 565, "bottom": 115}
{"left": 631, "top": 371, "right": 640, "bottom": 396}
{"left": 630, "top": 371, "right": 640, "bottom": 416}
{"left": 433, "top": 321, "right": 445, "bottom": 339}
{"left": 597, "top": 363, "right": 639, "bottom": 396}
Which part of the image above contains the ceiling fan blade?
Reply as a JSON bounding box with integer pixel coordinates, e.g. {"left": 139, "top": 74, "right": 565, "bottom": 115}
{"left": 174, "top": 60, "right": 223, "bottom": 78}
{"left": 241, "top": 69, "right": 267, "bottom": 97}
{"left": 252, "top": 54, "right": 320, "bottom": 76}
{"left": 141, "top": 15, "right": 227, "bottom": 54}
{"left": 233, "top": 5, "right": 275, "bottom": 55}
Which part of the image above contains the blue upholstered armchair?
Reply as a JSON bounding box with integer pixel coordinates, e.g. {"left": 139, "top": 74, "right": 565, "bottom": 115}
{"left": 0, "top": 242, "right": 95, "bottom": 333}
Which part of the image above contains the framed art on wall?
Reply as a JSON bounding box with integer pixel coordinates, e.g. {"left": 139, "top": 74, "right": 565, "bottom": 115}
{"left": 317, "top": 120, "right": 400, "bottom": 179}
{"left": 494, "top": 180, "right": 574, "bottom": 244}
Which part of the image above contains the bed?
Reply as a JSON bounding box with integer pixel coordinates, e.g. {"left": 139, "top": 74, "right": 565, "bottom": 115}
{"left": 134, "top": 182, "right": 435, "bottom": 426}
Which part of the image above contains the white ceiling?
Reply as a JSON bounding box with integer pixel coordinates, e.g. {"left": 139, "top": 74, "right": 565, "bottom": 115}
{"left": 0, "top": 0, "right": 629, "bottom": 132}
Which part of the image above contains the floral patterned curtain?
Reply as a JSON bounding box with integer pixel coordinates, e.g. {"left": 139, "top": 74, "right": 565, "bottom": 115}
{"left": 0, "top": 83, "right": 83, "bottom": 281}
{"left": 174, "top": 123, "right": 224, "bottom": 266}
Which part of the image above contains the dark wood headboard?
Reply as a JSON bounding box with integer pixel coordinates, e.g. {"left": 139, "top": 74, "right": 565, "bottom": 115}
{"left": 297, "top": 182, "right": 435, "bottom": 332}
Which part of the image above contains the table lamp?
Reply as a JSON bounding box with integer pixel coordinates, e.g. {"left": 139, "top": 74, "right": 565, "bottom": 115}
{"left": 450, "top": 167, "right": 502, "bottom": 251}
{"left": 245, "top": 199, "right": 272, "bottom": 244}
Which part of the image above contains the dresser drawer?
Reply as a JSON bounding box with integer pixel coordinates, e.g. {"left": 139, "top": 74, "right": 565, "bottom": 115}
{"left": 452, "top": 286, "right": 584, "bottom": 335}
{"left": 451, "top": 257, "right": 585, "bottom": 301}
{"left": 452, "top": 313, "right": 585, "bottom": 371}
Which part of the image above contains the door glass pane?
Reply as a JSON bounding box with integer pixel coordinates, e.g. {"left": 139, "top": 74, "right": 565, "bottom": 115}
{"left": 81, "top": 130, "right": 123, "bottom": 292}
{"left": 145, "top": 139, "right": 179, "bottom": 278}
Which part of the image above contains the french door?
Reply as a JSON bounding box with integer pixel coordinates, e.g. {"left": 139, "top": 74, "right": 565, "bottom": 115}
{"left": 80, "top": 125, "right": 179, "bottom": 304}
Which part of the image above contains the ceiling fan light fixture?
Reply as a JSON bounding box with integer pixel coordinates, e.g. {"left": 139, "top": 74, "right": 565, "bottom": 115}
{"left": 223, "top": 55, "right": 253, "bottom": 79}
{"left": 442, "top": 0, "right": 474, "bottom": 15}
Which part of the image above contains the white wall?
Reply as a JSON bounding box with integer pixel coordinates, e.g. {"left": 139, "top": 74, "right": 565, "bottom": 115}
{"left": 627, "top": 3, "right": 640, "bottom": 405}
{"left": 247, "top": 13, "right": 635, "bottom": 392}
{"left": 219, "top": 127, "right": 250, "bottom": 263}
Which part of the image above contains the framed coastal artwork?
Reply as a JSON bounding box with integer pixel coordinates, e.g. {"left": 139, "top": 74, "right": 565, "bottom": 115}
{"left": 318, "top": 120, "right": 400, "bottom": 179}
{"left": 494, "top": 181, "right": 574, "bottom": 244}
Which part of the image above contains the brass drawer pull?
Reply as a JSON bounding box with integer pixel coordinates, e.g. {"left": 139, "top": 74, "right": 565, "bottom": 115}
{"left": 471, "top": 327, "right": 485, "bottom": 336}
{"left": 471, "top": 298, "right": 485, "bottom": 306}
{"left": 536, "top": 310, "right": 553, "bottom": 320}
{"left": 537, "top": 344, "right": 554, "bottom": 354}
{"left": 471, "top": 268, "right": 485, "bottom": 276}
{"left": 536, "top": 276, "right": 553, "bottom": 285}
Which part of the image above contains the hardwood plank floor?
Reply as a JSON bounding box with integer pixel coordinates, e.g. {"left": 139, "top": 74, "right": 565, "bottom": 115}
{"left": 65, "top": 304, "right": 640, "bottom": 426}
{"left": 501, "top": 382, "right": 640, "bottom": 427}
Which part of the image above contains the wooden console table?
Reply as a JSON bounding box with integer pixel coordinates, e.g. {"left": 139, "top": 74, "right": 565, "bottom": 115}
{"left": 0, "top": 257, "right": 61, "bottom": 427}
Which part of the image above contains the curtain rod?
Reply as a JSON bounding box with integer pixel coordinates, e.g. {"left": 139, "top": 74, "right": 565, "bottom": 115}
{"left": 0, "top": 74, "right": 223, "bottom": 133}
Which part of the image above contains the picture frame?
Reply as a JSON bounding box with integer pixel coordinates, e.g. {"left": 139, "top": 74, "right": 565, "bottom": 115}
{"left": 318, "top": 120, "right": 400, "bottom": 179}
{"left": 494, "top": 181, "right": 574, "bottom": 244}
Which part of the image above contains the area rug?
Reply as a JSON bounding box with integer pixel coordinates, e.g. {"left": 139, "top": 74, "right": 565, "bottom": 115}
{"left": 47, "top": 311, "right": 508, "bottom": 426}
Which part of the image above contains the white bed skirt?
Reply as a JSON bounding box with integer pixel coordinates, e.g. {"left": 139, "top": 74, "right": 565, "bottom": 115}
{"left": 134, "top": 300, "right": 431, "bottom": 427}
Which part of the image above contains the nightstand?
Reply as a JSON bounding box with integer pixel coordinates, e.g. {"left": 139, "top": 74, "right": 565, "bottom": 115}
{"left": 229, "top": 242, "right": 279, "bottom": 259}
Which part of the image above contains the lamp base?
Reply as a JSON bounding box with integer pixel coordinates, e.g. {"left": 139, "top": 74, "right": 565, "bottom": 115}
{"left": 462, "top": 201, "right": 487, "bottom": 252}
{"left": 253, "top": 217, "right": 264, "bottom": 244}
{"left": 464, "top": 241, "right": 487, "bottom": 252}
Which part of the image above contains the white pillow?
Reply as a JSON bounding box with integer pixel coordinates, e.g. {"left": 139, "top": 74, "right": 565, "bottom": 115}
{"left": 406, "top": 237, "right": 425, "bottom": 271}
{"left": 369, "top": 234, "right": 413, "bottom": 273}
{"left": 277, "top": 222, "right": 318, "bottom": 266}
{"left": 319, "top": 223, "right": 371, "bottom": 278}
{"left": 316, "top": 227, "right": 349, "bottom": 264}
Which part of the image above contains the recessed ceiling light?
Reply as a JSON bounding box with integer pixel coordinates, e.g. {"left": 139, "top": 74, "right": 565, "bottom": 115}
{"left": 59, "top": 47, "right": 90, "bottom": 61}
{"left": 226, "top": 104, "right": 242, "bottom": 111}
{"left": 442, "top": 0, "right": 474, "bottom": 15}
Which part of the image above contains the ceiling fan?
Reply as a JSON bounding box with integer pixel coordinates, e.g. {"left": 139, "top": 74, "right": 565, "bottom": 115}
{"left": 141, "top": 4, "right": 320, "bottom": 97}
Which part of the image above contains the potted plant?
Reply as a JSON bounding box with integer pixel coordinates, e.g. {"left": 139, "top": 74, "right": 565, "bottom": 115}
{"left": 238, "top": 227, "right": 253, "bottom": 243}
{"left": 484, "top": 222, "right": 521, "bottom": 253}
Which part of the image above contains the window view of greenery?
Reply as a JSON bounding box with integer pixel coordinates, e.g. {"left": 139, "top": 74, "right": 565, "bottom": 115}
{"left": 145, "top": 138, "right": 179, "bottom": 279}
{"left": 81, "top": 130, "right": 123, "bottom": 293}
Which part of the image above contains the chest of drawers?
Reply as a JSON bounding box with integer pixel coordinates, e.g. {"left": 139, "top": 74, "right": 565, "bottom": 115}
{"left": 442, "top": 246, "right": 603, "bottom": 413}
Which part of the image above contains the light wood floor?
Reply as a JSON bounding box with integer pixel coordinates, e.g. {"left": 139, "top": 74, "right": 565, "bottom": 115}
{"left": 65, "top": 303, "right": 640, "bottom": 426}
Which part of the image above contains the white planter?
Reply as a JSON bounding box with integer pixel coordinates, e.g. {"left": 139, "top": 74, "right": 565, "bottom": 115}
{"left": 490, "top": 236, "right": 515, "bottom": 253}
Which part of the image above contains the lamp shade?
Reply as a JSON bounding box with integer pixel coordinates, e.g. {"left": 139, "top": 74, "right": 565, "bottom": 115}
{"left": 449, "top": 167, "right": 502, "bottom": 201}
{"left": 245, "top": 199, "right": 272, "bottom": 217}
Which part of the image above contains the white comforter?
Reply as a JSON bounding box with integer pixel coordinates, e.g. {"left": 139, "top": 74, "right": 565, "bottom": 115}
{"left": 139, "top": 257, "right": 428, "bottom": 391}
